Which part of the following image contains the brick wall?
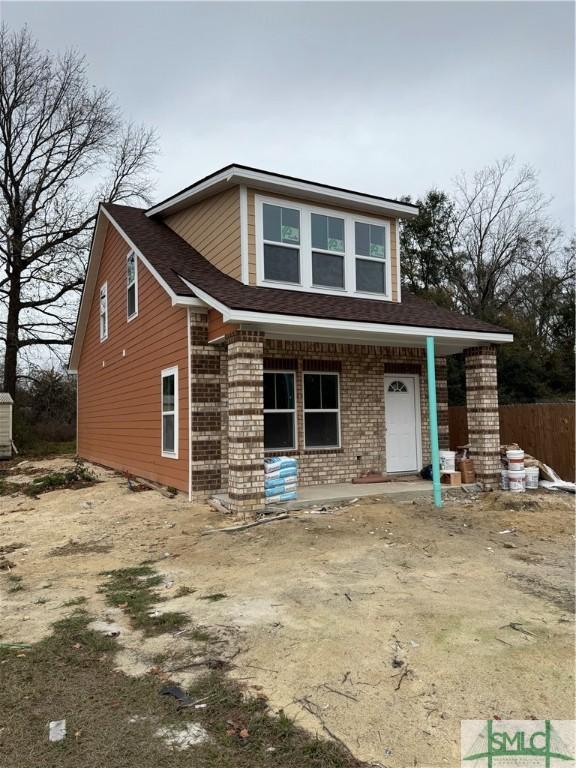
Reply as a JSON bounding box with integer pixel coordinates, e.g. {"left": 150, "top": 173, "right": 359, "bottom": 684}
{"left": 263, "top": 340, "right": 435, "bottom": 486}
{"left": 189, "top": 310, "right": 225, "bottom": 496}
{"left": 464, "top": 345, "right": 500, "bottom": 487}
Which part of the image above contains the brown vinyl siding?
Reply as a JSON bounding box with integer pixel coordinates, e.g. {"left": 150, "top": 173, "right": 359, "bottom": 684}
{"left": 164, "top": 188, "right": 241, "bottom": 280}
{"left": 77, "top": 223, "right": 189, "bottom": 493}
{"left": 246, "top": 187, "right": 400, "bottom": 301}
{"left": 207, "top": 308, "right": 238, "bottom": 342}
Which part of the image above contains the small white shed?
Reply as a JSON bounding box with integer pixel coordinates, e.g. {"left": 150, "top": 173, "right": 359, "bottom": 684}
{"left": 0, "top": 393, "right": 14, "bottom": 458}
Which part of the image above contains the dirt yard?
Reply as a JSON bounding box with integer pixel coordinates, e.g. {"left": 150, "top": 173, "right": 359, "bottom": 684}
{"left": 1, "top": 457, "right": 574, "bottom": 767}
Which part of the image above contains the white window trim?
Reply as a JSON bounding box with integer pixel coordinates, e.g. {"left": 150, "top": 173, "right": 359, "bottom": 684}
{"left": 263, "top": 369, "right": 297, "bottom": 452}
{"left": 303, "top": 371, "right": 341, "bottom": 449}
{"left": 127, "top": 252, "right": 138, "bottom": 321}
{"left": 161, "top": 366, "right": 179, "bottom": 459}
{"left": 255, "top": 194, "right": 392, "bottom": 301}
{"left": 99, "top": 282, "right": 108, "bottom": 342}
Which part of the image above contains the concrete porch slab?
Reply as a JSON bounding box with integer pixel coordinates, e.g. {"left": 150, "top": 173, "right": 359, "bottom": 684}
{"left": 275, "top": 480, "right": 481, "bottom": 509}
{"left": 215, "top": 480, "right": 482, "bottom": 512}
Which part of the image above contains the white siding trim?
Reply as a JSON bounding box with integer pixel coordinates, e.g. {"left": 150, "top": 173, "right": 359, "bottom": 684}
{"left": 395, "top": 221, "right": 402, "bottom": 303}
{"left": 239, "top": 184, "right": 249, "bottom": 285}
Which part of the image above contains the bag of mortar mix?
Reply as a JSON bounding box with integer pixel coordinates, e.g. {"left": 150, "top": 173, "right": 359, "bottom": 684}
{"left": 263, "top": 467, "right": 299, "bottom": 481}
{"left": 264, "top": 457, "right": 298, "bottom": 474}
{"left": 265, "top": 482, "right": 297, "bottom": 498}
{"left": 265, "top": 491, "right": 298, "bottom": 504}
{"left": 265, "top": 473, "right": 297, "bottom": 489}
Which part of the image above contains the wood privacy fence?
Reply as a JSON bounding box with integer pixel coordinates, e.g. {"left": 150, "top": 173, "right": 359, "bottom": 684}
{"left": 449, "top": 403, "right": 575, "bottom": 480}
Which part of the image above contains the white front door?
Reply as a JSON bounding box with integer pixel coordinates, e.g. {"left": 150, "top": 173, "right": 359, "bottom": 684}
{"left": 385, "top": 375, "right": 421, "bottom": 473}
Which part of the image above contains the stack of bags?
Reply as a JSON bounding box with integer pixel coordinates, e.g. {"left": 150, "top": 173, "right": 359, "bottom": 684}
{"left": 264, "top": 456, "right": 298, "bottom": 503}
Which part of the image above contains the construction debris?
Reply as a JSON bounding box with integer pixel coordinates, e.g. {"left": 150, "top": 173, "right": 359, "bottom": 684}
{"left": 200, "top": 513, "right": 289, "bottom": 535}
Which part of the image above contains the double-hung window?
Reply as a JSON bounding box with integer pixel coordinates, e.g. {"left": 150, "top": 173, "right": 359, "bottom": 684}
{"left": 127, "top": 252, "right": 138, "bottom": 320}
{"left": 311, "top": 213, "right": 345, "bottom": 289}
{"left": 161, "top": 367, "right": 178, "bottom": 458}
{"left": 354, "top": 221, "right": 387, "bottom": 294}
{"left": 304, "top": 373, "right": 340, "bottom": 448}
{"left": 262, "top": 203, "right": 301, "bottom": 284}
{"left": 257, "top": 196, "right": 390, "bottom": 299}
{"left": 99, "top": 283, "right": 108, "bottom": 341}
{"left": 264, "top": 371, "right": 296, "bottom": 450}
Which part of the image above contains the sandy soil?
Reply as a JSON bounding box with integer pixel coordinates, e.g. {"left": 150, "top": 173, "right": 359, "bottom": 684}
{"left": 1, "top": 457, "right": 574, "bottom": 767}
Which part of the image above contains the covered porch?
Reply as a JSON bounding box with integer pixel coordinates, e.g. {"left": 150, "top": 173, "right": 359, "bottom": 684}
{"left": 215, "top": 317, "right": 507, "bottom": 513}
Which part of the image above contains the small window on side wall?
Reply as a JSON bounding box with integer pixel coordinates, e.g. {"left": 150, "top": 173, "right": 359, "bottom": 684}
{"left": 127, "top": 252, "right": 138, "bottom": 320}
{"left": 304, "top": 373, "right": 340, "bottom": 448}
{"left": 161, "top": 367, "right": 178, "bottom": 458}
{"left": 99, "top": 283, "right": 108, "bottom": 341}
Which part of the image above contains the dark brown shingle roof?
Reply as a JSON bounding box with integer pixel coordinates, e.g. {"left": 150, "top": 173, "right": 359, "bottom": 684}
{"left": 103, "top": 203, "right": 509, "bottom": 336}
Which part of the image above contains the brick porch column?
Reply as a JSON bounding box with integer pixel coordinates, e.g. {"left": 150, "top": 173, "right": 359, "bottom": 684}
{"left": 436, "top": 356, "right": 450, "bottom": 450}
{"left": 227, "top": 330, "right": 265, "bottom": 513}
{"left": 465, "top": 345, "right": 501, "bottom": 487}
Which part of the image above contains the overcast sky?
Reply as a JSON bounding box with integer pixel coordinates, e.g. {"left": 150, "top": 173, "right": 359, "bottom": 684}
{"left": 4, "top": 1, "right": 575, "bottom": 230}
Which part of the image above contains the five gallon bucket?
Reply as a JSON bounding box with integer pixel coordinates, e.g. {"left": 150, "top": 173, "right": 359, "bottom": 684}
{"left": 506, "top": 448, "right": 525, "bottom": 470}
{"left": 439, "top": 450, "right": 456, "bottom": 472}
{"left": 508, "top": 468, "right": 525, "bottom": 492}
{"left": 525, "top": 466, "right": 539, "bottom": 489}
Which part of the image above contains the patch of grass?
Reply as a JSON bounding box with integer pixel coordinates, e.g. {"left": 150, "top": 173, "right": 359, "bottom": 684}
{"left": 0, "top": 609, "right": 362, "bottom": 768}
{"left": 0, "top": 542, "right": 26, "bottom": 556}
{"left": 62, "top": 596, "right": 88, "bottom": 607}
{"left": 198, "top": 592, "right": 228, "bottom": 602}
{"left": 50, "top": 540, "right": 112, "bottom": 557}
{"left": 18, "top": 440, "right": 76, "bottom": 458}
{"left": 99, "top": 565, "right": 189, "bottom": 636}
{"left": 6, "top": 574, "right": 25, "bottom": 593}
{"left": 22, "top": 458, "right": 98, "bottom": 497}
{"left": 174, "top": 586, "right": 196, "bottom": 597}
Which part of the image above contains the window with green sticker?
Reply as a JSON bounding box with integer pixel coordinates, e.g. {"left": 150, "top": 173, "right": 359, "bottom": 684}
{"left": 262, "top": 204, "right": 301, "bottom": 283}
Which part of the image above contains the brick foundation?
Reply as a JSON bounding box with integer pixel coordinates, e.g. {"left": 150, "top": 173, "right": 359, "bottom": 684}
{"left": 465, "top": 345, "right": 501, "bottom": 487}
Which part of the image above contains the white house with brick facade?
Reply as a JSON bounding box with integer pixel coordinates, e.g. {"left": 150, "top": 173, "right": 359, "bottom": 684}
{"left": 70, "top": 164, "right": 513, "bottom": 511}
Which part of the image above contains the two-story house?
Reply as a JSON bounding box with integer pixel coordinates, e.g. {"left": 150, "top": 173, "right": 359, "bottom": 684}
{"left": 69, "top": 164, "right": 513, "bottom": 510}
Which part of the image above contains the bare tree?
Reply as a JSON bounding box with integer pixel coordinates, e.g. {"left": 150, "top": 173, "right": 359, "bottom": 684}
{"left": 448, "top": 156, "right": 550, "bottom": 320}
{"left": 0, "top": 25, "right": 157, "bottom": 396}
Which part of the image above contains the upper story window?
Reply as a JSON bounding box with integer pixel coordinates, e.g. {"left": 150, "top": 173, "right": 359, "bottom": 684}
{"left": 99, "top": 282, "right": 108, "bottom": 342}
{"left": 127, "top": 252, "right": 138, "bottom": 320}
{"left": 256, "top": 195, "right": 391, "bottom": 300}
{"left": 262, "top": 203, "right": 300, "bottom": 284}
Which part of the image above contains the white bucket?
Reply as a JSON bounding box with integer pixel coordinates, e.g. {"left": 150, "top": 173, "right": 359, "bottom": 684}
{"left": 508, "top": 468, "right": 525, "bottom": 493}
{"left": 506, "top": 448, "right": 525, "bottom": 471}
{"left": 500, "top": 470, "right": 510, "bottom": 490}
{"left": 439, "top": 450, "right": 456, "bottom": 472}
{"left": 525, "top": 466, "right": 539, "bottom": 489}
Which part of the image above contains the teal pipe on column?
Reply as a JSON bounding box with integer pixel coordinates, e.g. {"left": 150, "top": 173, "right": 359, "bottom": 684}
{"left": 426, "top": 336, "right": 443, "bottom": 508}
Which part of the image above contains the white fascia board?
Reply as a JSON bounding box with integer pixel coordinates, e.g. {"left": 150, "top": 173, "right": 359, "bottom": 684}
{"left": 146, "top": 166, "right": 419, "bottom": 219}
{"left": 178, "top": 277, "right": 514, "bottom": 346}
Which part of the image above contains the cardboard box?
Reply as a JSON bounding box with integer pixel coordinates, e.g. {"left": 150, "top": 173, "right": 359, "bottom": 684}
{"left": 441, "top": 471, "right": 461, "bottom": 486}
